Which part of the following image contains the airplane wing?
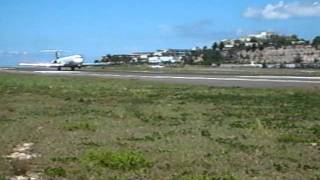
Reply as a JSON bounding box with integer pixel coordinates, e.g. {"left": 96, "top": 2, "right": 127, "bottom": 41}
{"left": 19, "top": 63, "right": 63, "bottom": 67}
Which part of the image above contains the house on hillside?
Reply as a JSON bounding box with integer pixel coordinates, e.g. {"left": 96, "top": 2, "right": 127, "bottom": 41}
{"left": 148, "top": 56, "right": 181, "bottom": 64}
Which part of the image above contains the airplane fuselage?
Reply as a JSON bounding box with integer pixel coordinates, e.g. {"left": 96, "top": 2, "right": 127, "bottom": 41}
{"left": 54, "top": 55, "right": 84, "bottom": 67}
{"left": 53, "top": 55, "right": 84, "bottom": 70}
{"left": 19, "top": 53, "right": 109, "bottom": 71}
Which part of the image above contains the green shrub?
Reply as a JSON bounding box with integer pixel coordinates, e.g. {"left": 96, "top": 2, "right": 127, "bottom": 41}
{"left": 81, "top": 149, "right": 152, "bottom": 171}
{"left": 182, "top": 174, "right": 237, "bottom": 180}
{"left": 216, "top": 137, "right": 259, "bottom": 153}
{"left": 277, "top": 134, "right": 311, "bottom": 143}
{"left": 63, "top": 122, "right": 96, "bottom": 132}
{"left": 273, "top": 163, "right": 289, "bottom": 172}
{"left": 50, "top": 157, "right": 78, "bottom": 163}
{"left": 310, "top": 125, "right": 320, "bottom": 137}
{"left": 44, "top": 167, "right": 66, "bottom": 177}
{"left": 201, "top": 129, "right": 211, "bottom": 138}
{"left": 229, "top": 121, "right": 250, "bottom": 129}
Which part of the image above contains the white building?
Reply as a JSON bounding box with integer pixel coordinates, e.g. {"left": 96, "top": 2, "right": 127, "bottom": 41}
{"left": 240, "top": 37, "right": 252, "bottom": 42}
{"left": 148, "top": 56, "right": 181, "bottom": 64}
{"left": 131, "top": 52, "right": 153, "bottom": 61}
{"left": 248, "top": 32, "right": 275, "bottom": 39}
{"left": 155, "top": 49, "right": 192, "bottom": 56}
{"left": 245, "top": 42, "right": 256, "bottom": 47}
{"left": 239, "top": 32, "right": 275, "bottom": 43}
{"left": 220, "top": 39, "right": 236, "bottom": 49}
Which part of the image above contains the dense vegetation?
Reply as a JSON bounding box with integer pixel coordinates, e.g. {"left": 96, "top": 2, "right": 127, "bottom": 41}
{"left": 185, "top": 34, "right": 320, "bottom": 65}
{"left": 100, "top": 34, "right": 320, "bottom": 66}
{"left": 0, "top": 73, "right": 320, "bottom": 179}
{"left": 312, "top": 36, "right": 320, "bottom": 49}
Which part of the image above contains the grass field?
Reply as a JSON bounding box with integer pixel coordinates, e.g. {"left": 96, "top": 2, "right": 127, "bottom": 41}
{"left": 0, "top": 72, "right": 320, "bottom": 179}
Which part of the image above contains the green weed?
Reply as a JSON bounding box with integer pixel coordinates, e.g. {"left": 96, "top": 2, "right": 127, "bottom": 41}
{"left": 44, "top": 167, "right": 66, "bottom": 177}
{"left": 277, "top": 134, "right": 312, "bottom": 143}
{"left": 181, "top": 174, "right": 237, "bottom": 180}
{"left": 273, "top": 163, "right": 289, "bottom": 172}
{"left": 216, "top": 137, "right": 260, "bottom": 153}
{"left": 63, "top": 122, "right": 96, "bottom": 132}
{"left": 50, "top": 157, "right": 78, "bottom": 163}
{"left": 81, "top": 149, "right": 152, "bottom": 171}
{"left": 310, "top": 125, "right": 320, "bottom": 137}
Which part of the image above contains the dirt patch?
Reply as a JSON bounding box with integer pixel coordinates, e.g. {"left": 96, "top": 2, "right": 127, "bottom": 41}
{"left": 4, "top": 143, "right": 42, "bottom": 180}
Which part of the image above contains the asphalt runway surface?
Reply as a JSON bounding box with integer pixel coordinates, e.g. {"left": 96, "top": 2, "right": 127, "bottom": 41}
{"left": 2, "top": 67, "right": 320, "bottom": 88}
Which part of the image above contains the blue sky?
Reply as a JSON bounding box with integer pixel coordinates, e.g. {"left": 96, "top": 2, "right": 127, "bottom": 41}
{"left": 1, "top": 0, "right": 320, "bottom": 65}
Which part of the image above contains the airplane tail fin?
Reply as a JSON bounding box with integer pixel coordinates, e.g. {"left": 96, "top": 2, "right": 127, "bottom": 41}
{"left": 55, "top": 51, "right": 60, "bottom": 60}
{"left": 41, "top": 50, "right": 62, "bottom": 60}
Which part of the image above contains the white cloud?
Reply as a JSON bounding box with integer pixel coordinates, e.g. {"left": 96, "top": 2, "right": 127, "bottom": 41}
{"left": 0, "top": 51, "right": 29, "bottom": 56}
{"left": 244, "top": 1, "right": 320, "bottom": 19}
{"left": 158, "top": 20, "right": 215, "bottom": 38}
{"left": 158, "top": 20, "right": 238, "bottom": 40}
{"left": 236, "top": 28, "right": 245, "bottom": 36}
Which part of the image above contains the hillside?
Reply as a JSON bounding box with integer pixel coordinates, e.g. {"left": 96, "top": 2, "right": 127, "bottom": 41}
{"left": 225, "top": 46, "right": 320, "bottom": 64}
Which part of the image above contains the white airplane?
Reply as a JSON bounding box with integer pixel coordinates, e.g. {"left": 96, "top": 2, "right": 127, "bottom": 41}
{"left": 19, "top": 51, "right": 110, "bottom": 71}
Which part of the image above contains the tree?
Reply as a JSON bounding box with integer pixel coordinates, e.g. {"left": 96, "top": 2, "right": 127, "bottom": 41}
{"left": 191, "top": 50, "right": 201, "bottom": 57}
{"left": 294, "top": 53, "right": 303, "bottom": 64}
{"left": 218, "top": 42, "right": 225, "bottom": 51}
{"left": 262, "top": 61, "right": 267, "bottom": 68}
{"left": 290, "top": 34, "right": 299, "bottom": 41}
{"left": 238, "top": 42, "right": 245, "bottom": 50}
{"left": 182, "top": 56, "right": 194, "bottom": 65}
{"left": 258, "top": 44, "right": 264, "bottom": 51}
{"left": 312, "top": 36, "right": 320, "bottom": 49}
{"left": 251, "top": 44, "right": 257, "bottom": 52}
{"left": 101, "top": 54, "right": 112, "bottom": 62}
{"left": 250, "top": 37, "right": 258, "bottom": 43}
{"left": 202, "top": 49, "right": 223, "bottom": 65}
{"left": 212, "top": 42, "right": 218, "bottom": 50}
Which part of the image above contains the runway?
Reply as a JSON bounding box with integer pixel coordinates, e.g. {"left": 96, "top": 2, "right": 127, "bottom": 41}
{"left": 2, "top": 67, "right": 320, "bottom": 88}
